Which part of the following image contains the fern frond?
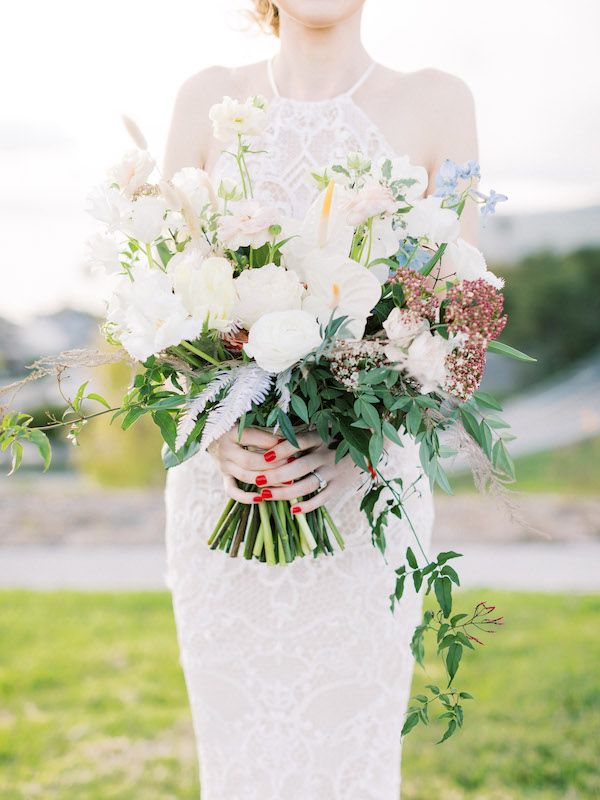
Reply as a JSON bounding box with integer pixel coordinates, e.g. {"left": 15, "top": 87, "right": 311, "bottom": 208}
{"left": 175, "top": 370, "right": 238, "bottom": 450}
{"left": 275, "top": 368, "right": 292, "bottom": 413}
{"left": 200, "top": 363, "right": 273, "bottom": 451}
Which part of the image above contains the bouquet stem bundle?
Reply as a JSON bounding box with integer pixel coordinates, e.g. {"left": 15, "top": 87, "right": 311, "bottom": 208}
{"left": 207, "top": 495, "right": 344, "bottom": 564}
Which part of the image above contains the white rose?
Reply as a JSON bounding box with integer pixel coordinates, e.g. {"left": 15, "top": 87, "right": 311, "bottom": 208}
{"left": 379, "top": 155, "right": 429, "bottom": 200}
{"left": 233, "top": 263, "right": 304, "bottom": 329}
{"left": 444, "top": 237, "right": 504, "bottom": 289}
{"left": 344, "top": 179, "right": 397, "bottom": 226}
{"left": 171, "top": 252, "right": 235, "bottom": 332}
{"left": 107, "top": 149, "right": 155, "bottom": 197}
{"left": 122, "top": 194, "right": 167, "bottom": 243}
{"left": 382, "top": 308, "right": 429, "bottom": 351}
{"left": 244, "top": 310, "right": 322, "bottom": 373}
{"left": 209, "top": 95, "right": 268, "bottom": 143}
{"left": 403, "top": 196, "right": 460, "bottom": 244}
{"left": 217, "top": 200, "right": 278, "bottom": 251}
{"left": 394, "top": 330, "right": 458, "bottom": 394}
{"left": 84, "top": 232, "right": 122, "bottom": 275}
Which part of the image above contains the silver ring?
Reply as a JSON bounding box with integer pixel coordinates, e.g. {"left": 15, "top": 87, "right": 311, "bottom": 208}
{"left": 311, "top": 469, "right": 328, "bottom": 492}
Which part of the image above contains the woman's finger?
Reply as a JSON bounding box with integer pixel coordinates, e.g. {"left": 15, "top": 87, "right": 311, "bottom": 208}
{"left": 254, "top": 451, "right": 328, "bottom": 486}
{"left": 291, "top": 483, "right": 336, "bottom": 513}
{"left": 226, "top": 426, "right": 280, "bottom": 450}
{"left": 263, "top": 432, "right": 323, "bottom": 463}
{"left": 222, "top": 474, "right": 261, "bottom": 504}
{"left": 256, "top": 471, "right": 324, "bottom": 501}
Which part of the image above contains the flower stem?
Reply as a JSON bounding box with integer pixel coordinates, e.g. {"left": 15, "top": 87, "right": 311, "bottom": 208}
{"left": 179, "top": 340, "right": 220, "bottom": 366}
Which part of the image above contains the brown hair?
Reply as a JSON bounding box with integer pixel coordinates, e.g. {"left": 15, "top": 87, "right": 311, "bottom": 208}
{"left": 252, "top": 0, "right": 279, "bottom": 36}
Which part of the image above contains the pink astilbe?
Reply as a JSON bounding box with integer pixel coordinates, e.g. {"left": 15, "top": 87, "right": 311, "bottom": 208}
{"left": 444, "top": 279, "right": 507, "bottom": 342}
{"left": 388, "top": 268, "right": 439, "bottom": 321}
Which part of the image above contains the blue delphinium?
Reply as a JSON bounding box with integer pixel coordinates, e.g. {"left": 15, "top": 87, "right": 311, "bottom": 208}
{"left": 433, "top": 158, "right": 481, "bottom": 200}
{"left": 469, "top": 187, "right": 508, "bottom": 225}
{"left": 395, "top": 240, "right": 431, "bottom": 272}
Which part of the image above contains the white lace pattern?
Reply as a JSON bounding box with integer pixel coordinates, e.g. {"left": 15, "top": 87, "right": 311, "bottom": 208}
{"left": 164, "top": 62, "right": 436, "bottom": 800}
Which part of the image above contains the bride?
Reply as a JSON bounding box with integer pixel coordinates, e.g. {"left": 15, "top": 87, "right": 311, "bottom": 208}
{"left": 162, "top": 2, "right": 479, "bottom": 798}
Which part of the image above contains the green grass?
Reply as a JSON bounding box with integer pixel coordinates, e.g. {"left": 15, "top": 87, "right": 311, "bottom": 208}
{"left": 0, "top": 590, "right": 598, "bottom": 799}
{"left": 451, "top": 435, "right": 600, "bottom": 496}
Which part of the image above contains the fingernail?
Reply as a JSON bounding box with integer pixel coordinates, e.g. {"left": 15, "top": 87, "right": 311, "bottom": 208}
{"left": 264, "top": 451, "right": 276, "bottom": 462}
{"left": 287, "top": 456, "right": 296, "bottom": 463}
{"left": 276, "top": 437, "right": 286, "bottom": 444}
{"left": 261, "top": 489, "right": 273, "bottom": 499}
{"left": 253, "top": 495, "right": 263, "bottom": 503}
{"left": 282, "top": 480, "right": 294, "bottom": 485}
{"left": 291, "top": 505, "right": 301, "bottom": 514}
{"left": 255, "top": 474, "right": 267, "bottom": 486}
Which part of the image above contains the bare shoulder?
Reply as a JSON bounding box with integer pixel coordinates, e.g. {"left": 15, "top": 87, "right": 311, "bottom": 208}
{"left": 378, "top": 64, "right": 475, "bottom": 111}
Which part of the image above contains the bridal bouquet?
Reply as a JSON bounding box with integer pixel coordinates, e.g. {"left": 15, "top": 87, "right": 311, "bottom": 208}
{"left": 1, "top": 94, "right": 534, "bottom": 742}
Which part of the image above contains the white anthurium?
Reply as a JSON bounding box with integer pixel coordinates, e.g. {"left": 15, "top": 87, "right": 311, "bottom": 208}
{"left": 233, "top": 263, "right": 305, "bottom": 329}
{"left": 85, "top": 184, "right": 131, "bottom": 230}
{"left": 84, "top": 231, "right": 123, "bottom": 276}
{"left": 244, "top": 309, "right": 323, "bottom": 373}
{"left": 302, "top": 254, "right": 382, "bottom": 339}
{"left": 281, "top": 181, "right": 354, "bottom": 282}
{"left": 170, "top": 251, "right": 235, "bottom": 333}
{"left": 379, "top": 155, "right": 429, "bottom": 200}
{"left": 122, "top": 194, "right": 168, "bottom": 243}
{"left": 106, "top": 149, "right": 155, "bottom": 197}
{"left": 402, "top": 195, "right": 460, "bottom": 245}
{"left": 106, "top": 266, "right": 202, "bottom": 362}
{"left": 443, "top": 237, "right": 504, "bottom": 289}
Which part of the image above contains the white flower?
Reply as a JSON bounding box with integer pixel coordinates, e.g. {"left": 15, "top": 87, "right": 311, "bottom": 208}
{"left": 85, "top": 184, "right": 131, "bottom": 229}
{"left": 443, "top": 237, "right": 504, "bottom": 289}
{"left": 233, "top": 263, "right": 304, "bottom": 329}
{"left": 217, "top": 177, "right": 242, "bottom": 203}
{"left": 347, "top": 151, "right": 371, "bottom": 172}
{"left": 343, "top": 178, "right": 396, "bottom": 226}
{"left": 106, "top": 266, "right": 202, "bottom": 361}
{"left": 302, "top": 255, "right": 382, "bottom": 339}
{"left": 171, "top": 167, "right": 212, "bottom": 215}
{"left": 379, "top": 155, "right": 429, "bottom": 200}
{"left": 217, "top": 200, "right": 278, "bottom": 251}
{"left": 106, "top": 149, "right": 155, "bottom": 197}
{"left": 390, "top": 330, "right": 458, "bottom": 394}
{"left": 403, "top": 195, "right": 460, "bottom": 244}
{"left": 84, "top": 232, "right": 122, "bottom": 275}
{"left": 170, "top": 251, "right": 235, "bottom": 332}
{"left": 122, "top": 194, "right": 167, "bottom": 243}
{"left": 209, "top": 95, "right": 268, "bottom": 143}
{"left": 383, "top": 308, "right": 429, "bottom": 349}
{"left": 366, "top": 217, "right": 402, "bottom": 277}
{"left": 244, "top": 310, "right": 322, "bottom": 373}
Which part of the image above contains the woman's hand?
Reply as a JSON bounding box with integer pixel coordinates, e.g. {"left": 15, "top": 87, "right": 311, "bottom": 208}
{"left": 209, "top": 426, "right": 363, "bottom": 512}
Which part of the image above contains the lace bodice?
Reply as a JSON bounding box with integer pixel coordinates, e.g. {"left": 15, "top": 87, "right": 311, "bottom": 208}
{"left": 210, "top": 59, "right": 398, "bottom": 219}
{"left": 164, "top": 60, "right": 435, "bottom": 800}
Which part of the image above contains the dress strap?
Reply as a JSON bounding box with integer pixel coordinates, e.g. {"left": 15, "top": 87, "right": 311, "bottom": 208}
{"left": 266, "top": 57, "right": 280, "bottom": 97}
{"left": 266, "top": 56, "right": 376, "bottom": 100}
{"left": 346, "top": 60, "right": 377, "bottom": 96}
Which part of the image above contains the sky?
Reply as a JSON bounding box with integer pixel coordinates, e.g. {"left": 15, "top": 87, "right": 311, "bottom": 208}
{"left": 1, "top": 0, "right": 599, "bottom": 322}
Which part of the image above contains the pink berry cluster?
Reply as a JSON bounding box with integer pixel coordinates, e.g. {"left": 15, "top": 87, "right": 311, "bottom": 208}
{"left": 389, "top": 269, "right": 439, "bottom": 321}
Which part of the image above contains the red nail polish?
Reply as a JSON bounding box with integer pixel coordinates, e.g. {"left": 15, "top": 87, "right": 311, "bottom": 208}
{"left": 261, "top": 489, "right": 273, "bottom": 499}
{"left": 282, "top": 480, "right": 294, "bottom": 486}
{"left": 291, "top": 505, "right": 301, "bottom": 514}
{"left": 256, "top": 475, "right": 267, "bottom": 486}
{"left": 253, "top": 495, "right": 263, "bottom": 503}
{"left": 276, "top": 437, "right": 286, "bottom": 444}
{"left": 287, "top": 456, "right": 296, "bottom": 463}
{"left": 264, "top": 450, "right": 276, "bottom": 462}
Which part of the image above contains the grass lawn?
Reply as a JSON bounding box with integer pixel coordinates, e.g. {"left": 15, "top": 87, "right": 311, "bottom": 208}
{"left": 451, "top": 435, "right": 600, "bottom": 496}
{"left": 0, "top": 590, "right": 598, "bottom": 799}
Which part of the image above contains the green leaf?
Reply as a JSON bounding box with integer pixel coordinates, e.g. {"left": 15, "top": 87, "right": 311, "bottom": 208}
{"left": 406, "top": 547, "right": 418, "bottom": 569}
{"left": 382, "top": 420, "right": 403, "bottom": 445}
{"left": 493, "top": 438, "right": 516, "bottom": 481}
{"left": 290, "top": 395, "right": 309, "bottom": 424}
{"left": 277, "top": 410, "right": 299, "bottom": 448}
{"left": 434, "top": 575, "right": 453, "bottom": 618}
{"left": 368, "top": 431, "right": 384, "bottom": 466}
{"left": 473, "top": 390, "right": 503, "bottom": 411}
{"left": 8, "top": 441, "right": 23, "bottom": 476}
{"left": 152, "top": 410, "right": 177, "bottom": 452}
{"left": 487, "top": 340, "right": 537, "bottom": 362}
{"left": 28, "top": 429, "right": 52, "bottom": 472}
{"left": 436, "top": 550, "right": 463, "bottom": 564}
{"left": 459, "top": 691, "right": 474, "bottom": 700}
{"left": 86, "top": 392, "right": 111, "bottom": 410}
{"left": 460, "top": 408, "right": 481, "bottom": 444}
{"left": 401, "top": 712, "right": 420, "bottom": 737}
{"left": 445, "top": 642, "right": 463, "bottom": 683}
{"left": 440, "top": 564, "right": 460, "bottom": 586}
{"left": 436, "top": 719, "right": 457, "bottom": 745}
{"left": 406, "top": 403, "right": 422, "bottom": 436}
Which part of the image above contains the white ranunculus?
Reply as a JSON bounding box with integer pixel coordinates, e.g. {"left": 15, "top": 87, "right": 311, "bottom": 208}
{"left": 302, "top": 254, "right": 382, "bottom": 339}
{"left": 343, "top": 178, "right": 397, "bottom": 226}
{"left": 106, "top": 149, "right": 155, "bottom": 197}
{"left": 383, "top": 308, "right": 429, "bottom": 348}
{"left": 244, "top": 309, "right": 322, "bottom": 373}
{"left": 233, "top": 263, "right": 304, "bottom": 329}
{"left": 403, "top": 195, "right": 460, "bottom": 244}
{"left": 85, "top": 184, "right": 131, "bottom": 229}
{"left": 106, "top": 266, "right": 202, "bottom": 361}
{"left": 443, "top": 237, "right": 504, "bottom": 289}
{"left": 122, "top": 194, "right": 167, "bottom": 243}
{"left": 217, "top": 200, "right": 278, "bottom": 251}
{"left": 170, "top": 252, "right": 235, "bottom": 332}
{"left": 84, "top": 232, "right": 122, "bottom": 275}
{"left": 393, "top": 330, "right": 458, "bottom": 394}
{"left": 379, "top": 155, "right": 429, "bottom": 200}
{"left": 209, "top": 95, "right": 268, "bottom": 143}
{"left": 171, "top": 167, "right": 212, "bottom": 215}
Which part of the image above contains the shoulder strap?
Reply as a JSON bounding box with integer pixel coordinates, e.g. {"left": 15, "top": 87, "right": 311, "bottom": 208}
{"left": 346, "top": 61, "right": 377, "bottom": 96}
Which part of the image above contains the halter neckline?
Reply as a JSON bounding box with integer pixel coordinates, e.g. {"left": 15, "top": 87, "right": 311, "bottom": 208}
{"left": 266, "top": 56, "right": 376, "bottom": 104}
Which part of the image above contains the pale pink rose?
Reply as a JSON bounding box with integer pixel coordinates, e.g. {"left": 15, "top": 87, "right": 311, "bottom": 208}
{"left": 217, "top": 200, "right": 278, "bottom": 251}
{"left": 344, "top": 179, "right": 397, "bottom": 226}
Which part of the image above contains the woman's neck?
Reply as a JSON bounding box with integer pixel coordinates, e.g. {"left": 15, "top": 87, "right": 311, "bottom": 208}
{"left": 273, "top": 9, "right": 372, "bottom": 101}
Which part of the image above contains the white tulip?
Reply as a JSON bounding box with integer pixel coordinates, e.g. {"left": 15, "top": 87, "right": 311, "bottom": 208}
{"left": 106, "top": 267, "right": 202, "bottom": 362}
{"left": 443, "top": 238, "right": 504, "bottom": 289}
{"left": 106, "top": 149, "right": 155, "bottom": 197}
{"left": 122, "top": 195, "right": 167, "bottom": 243}
{"left": 170, "top": 251, "right": 235, "bottom": 332}
{"left": 244, "top": 310, "right": 322, "bottom": 373}
{"left": 209, "top": 95, "right": 268, "bottom": 143}
{"left": 403, "top": 195, "right": 460, "bottom": 245}
{"left": 233, "top": 263, "right": 304, "bottom": 329}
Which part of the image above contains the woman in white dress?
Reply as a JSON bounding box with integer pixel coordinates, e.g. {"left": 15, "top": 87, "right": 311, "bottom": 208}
{"left": 163, "top": 2, "right": 479, "bottom": 798}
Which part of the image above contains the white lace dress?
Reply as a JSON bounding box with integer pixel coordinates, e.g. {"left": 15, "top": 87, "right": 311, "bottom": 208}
{"left": 164, "top": 60, "right": 435, "bottom": 800}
